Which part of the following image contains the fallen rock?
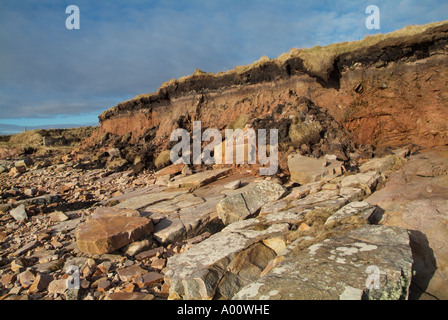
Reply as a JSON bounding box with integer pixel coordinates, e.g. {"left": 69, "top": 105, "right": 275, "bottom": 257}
{"left": 18, "top": 270, "right": 36, "bottom": 288}
{"left": 97, "top": 280, "right": 111, "bottom": 293}
{"left": 216, "top": 242, "right": 277, "bottom": 299}
{"left": 9, "top": 204, "right": 28, "bottom": 222}
{"left": 359, "top": 155, "right": 404, "bottom": 174}
{"left": 1, "top": 274, "right": 17, "bottom": 287}
{"left": 49, "top": 211, "right": 69, "bottom": 222}
{"left": 164, "top": 217, "right": 290, "bottom": 300}
{"left": 135, "top": 247, "right": 164, "bottom": 261}
{"left": 167, "top": 168, "right": 231, "bottom": 189}
{"left": 217, "top": 180, "right": 286, "bottom": 225}
{"left": 234, "top": 225, "right": 413, "bottom": 300}
{"left": 340, "top": 171, "right": 382, "bottom": 194}
{"left": 28, "top": 274, "right": 53, "bottom": 294}
{"left": 15, "top": 158, "right": 33, "bottom": 168}
{"left": 13, "top": 240, "right": 39, "bottom": 257}
{"left": 134, "top": 272, "right": 164, "bottom": 288}
{"left": 0, "top": 194, "right": 61, "bottom": 214}
{"left": 75, "top": 207, "right": 154, "bottom": 255}
{"left": 288, "top": 154, "right": 344, "bottom": 185}
{"left": 123, "top": 239, "right": 152, "bottom": 257}
{"left": 24, "top": 188, "right": 37, "bottom": 197}
{"left": 48, "top": 279, "right": 68, "bottom": 295}
{"left": 117, "top": 265, "right": 148, "bottom": 282}
{"left": 224, "top": 180, "right": 241, "bottom": 190}
{"left": 154, "top": 164, "right": 184, "bottom": 177}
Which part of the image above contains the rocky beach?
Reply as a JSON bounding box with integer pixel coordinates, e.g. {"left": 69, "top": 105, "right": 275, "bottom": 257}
{"left": 0, "top": 20, "right": 447, "bottom": 301}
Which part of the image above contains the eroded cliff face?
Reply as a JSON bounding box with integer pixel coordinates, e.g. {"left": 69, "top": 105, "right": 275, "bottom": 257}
{"left": 82, "top": 22, "right": 448, "bottom": 170}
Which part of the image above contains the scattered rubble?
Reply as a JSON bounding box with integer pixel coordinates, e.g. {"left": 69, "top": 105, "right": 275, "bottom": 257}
{"left": 0, "top": 133, "right": 445, "bottom": 301}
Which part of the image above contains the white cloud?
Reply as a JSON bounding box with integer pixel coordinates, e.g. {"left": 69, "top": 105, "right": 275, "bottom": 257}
{"left": 0, "top": 0, "right": 446, "bottom": 124}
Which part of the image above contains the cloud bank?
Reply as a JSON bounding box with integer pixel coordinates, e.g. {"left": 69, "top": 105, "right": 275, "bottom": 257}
{"left": 0, "top": 0, "right": 447, "bottom": 127}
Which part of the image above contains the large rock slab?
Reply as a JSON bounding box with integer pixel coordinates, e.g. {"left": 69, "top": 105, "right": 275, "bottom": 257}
{"left": 288, "top": 154, "right": 344, "bottom": 185}
{"left": 217, "top": 180, "right": 287, "bottom": 225}
{"left": 367, "top": 151, "right": 448, "bottom": 299}
{"left": 164, "top": 218, "right": 290, "bottom": 300}
{"left": 359, "top": 155, "right": 404, "bottom": 174}
{"left": 75, "top": 207, "right": 154, "bottom": 255}
{"left": 340, "top": 171, "right": 382, "bottom": 194}
{"left": 167, "top": 168, "right": 231, "bottom": 189}
{"left": 233, "top": 225, "right": 413, "bottom": 300}
{"left": 114, "top": 189, "right": 188, "bottom": 210}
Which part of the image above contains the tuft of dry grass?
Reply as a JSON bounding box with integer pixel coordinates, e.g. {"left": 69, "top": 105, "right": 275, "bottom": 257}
{"left": 288, "top": 119, "right": 323, "bottom": 148}
{"left": 227, "top": 114, "right": 250, "bottom": 131}
{"left": 232, "top": 55, "right": 271, "bottom": 74}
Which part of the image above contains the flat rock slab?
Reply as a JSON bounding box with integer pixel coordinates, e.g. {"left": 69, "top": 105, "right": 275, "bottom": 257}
{"left": 359, "top": 155, "right": 404, "bottom": 174}
{"left": 98, "top": 186, "right": 159, "bottom": 206}
{"left": 164, "top": 218, "right": 290, "bottom": 300}
{"left": 50, "top": 218, "right": 81, "bottom": 234}
{"left": 167, "top": 168, "right": 231, "bottom": 189}
{"left": 367, "top": 152, "right": 448, "bottom": 299}
{"left": 154, "top": 164, "right": 185, "bottom": 177}
{"left": 288, "top": 154, "right": 344, "bottom": 185}
{"left": 114, "top": 189, "right": 189, "bottom": 210}
{"left": 340, "top": 171, "right": 382, "bottom": 194}
{"left": 217, "top": 180, "right": 287, "bottom": 225}
{"left": 325, "top": 201, "right": 378, "bottom": 226}
{"left": 233, "top": 225, "right": 413, "bottom": 300}
{"left": 152, "top": 194, "right": 223, "bottom": 245}
{"left": 75, "top": 208, "right": 154, "bottom": 255}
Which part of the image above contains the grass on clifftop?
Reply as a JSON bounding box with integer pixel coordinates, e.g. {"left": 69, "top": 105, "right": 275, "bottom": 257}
{"left": 280, "top": 20, "right": 447, "bottom": 78}
{"left": 117, "top": 20, "right": 448, "bottom": 108}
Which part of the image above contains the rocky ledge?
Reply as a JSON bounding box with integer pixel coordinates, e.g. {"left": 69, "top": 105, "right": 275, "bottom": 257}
{"left": 2, "top": 143, "right": 446, "bottom": 300}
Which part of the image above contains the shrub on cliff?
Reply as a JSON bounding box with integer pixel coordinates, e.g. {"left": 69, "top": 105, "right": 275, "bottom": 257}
{"left": 288, "top": 117, "right": 323, "bottom": 148}
{"left": 155, "top": 150, "right": 172, "bottom": 169}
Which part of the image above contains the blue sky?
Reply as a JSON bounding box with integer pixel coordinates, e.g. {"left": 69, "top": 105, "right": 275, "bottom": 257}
{"left": 0, "top": 0, "right": 447, "bottom": 134}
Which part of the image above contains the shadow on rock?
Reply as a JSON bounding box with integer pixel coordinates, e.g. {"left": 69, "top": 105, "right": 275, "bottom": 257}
{"left": 408, "top": 230, "right": 439, "bottom": 300}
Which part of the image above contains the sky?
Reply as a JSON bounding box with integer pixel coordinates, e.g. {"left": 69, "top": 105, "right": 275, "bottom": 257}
{"left": 0, "top": 0, "right": 447, "bottom": 134}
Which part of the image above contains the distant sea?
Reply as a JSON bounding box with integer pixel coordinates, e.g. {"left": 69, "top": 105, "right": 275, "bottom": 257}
{"left": 0, "top": 123, "right": 99, "bottom": 136}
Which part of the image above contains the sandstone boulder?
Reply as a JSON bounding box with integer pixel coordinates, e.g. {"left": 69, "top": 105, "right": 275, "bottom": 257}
{"left": 288, "top": 154, "right": 344, "bottom": 185}
{"left": 75, "top": 207, "right": 153, "bottom": 255}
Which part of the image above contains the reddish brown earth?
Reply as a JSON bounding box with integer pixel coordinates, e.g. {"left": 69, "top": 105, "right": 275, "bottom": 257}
{"left": 82, "top": 22, "right": 448, "bottom": 165}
